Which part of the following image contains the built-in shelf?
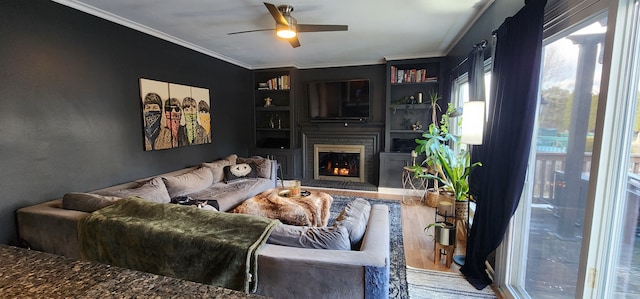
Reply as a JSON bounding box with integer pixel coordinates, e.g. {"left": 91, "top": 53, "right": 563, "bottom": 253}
{"left": 256, "top": 128, "right": 290, "bottom": 132}
{"left": 389, "top": 130, "right": 425, "bottom": 133}
{"left": 253, "top": 67, "right": 301, "bottom": 179}
{"left": 255, "top": 106, "right": 290, "bottom": 111}
{"left": 380, "top": 57, "right": 444, "bottom": 189}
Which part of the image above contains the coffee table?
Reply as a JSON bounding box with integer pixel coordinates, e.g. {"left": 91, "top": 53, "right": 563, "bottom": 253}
{"left": 232, "top": 188, "right": 333, "bottom": 227}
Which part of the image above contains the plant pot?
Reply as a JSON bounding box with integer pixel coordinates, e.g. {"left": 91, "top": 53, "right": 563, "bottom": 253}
{"left": 425, "top": 188, "right": 439, "bottom": 207}
{"left": 438, "top": 190, "right": 455, "bottom": 203}
{"left": 455, "top": 200, "right": 469, "bottom": 221}
{"left": 433, "top": 222, "right": 456, "bottom": 246}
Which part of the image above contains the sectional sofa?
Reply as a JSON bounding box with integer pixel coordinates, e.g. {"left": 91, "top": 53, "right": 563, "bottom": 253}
{"left": 16, "top": 154, "right": 390, "bottom": 299}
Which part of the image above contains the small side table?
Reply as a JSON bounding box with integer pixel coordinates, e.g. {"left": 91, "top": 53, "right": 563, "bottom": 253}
{"left": 401, "top": 166, "right": 428, "bottom": 205}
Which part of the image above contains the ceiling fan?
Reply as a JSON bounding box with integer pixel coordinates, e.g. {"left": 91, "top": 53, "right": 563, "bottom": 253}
{"left": 228, "top": 2, "right": 348, "bottom": 48}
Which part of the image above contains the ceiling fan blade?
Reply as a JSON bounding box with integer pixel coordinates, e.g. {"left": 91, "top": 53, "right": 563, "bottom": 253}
{"left": 264, "top": 2, "right": 288, "bottom": 26}
{"left": 288, "top": 37, "right": 301, "bottom": 48}
{"left": 227, "top": 28, "right": 274, "bottom": 35}
{"left": 297, "top": 24, "right": 348, "bottom": 32}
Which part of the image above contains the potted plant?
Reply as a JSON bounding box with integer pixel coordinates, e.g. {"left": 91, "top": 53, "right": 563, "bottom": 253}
{"left": 411, "top": 92, "right": 456, "bottom": 207}
{"left": 422, "top": 144, "right": 481, "bottom": 203}
{"left": 267, "top": 113, "right": 279, "bottom": 129}
{"left": 425, "top": 221, "right": 456, "bottom": 246}
{"left": 411, "top": 99, "right": 482, "bottom": 248}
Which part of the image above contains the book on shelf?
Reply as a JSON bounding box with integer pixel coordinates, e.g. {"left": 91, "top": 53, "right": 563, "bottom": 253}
{"left": 258, "top": 75, "right": 290, "bottom": 90}
{"left": 390, "top": 66, "right": 397, "bottom": 83}
{"left": 391, "top": 67, "right": 434, "bottom": 83}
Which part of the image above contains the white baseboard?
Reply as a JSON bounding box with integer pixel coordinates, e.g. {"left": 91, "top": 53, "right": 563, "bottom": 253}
{"left": 377, "top": 187, "right": 425, "bottom": 197}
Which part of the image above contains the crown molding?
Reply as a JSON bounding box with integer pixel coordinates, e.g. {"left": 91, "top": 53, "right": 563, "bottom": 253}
{"left": 52, "top": 0, "right": 251, "bottom": 69}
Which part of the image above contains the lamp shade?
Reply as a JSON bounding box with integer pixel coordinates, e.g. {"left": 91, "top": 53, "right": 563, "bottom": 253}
{"left": 461, "top": 101, "right": 485, "bottom": 145}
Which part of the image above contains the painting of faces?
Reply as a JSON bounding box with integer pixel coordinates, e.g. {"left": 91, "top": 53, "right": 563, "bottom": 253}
{"left": 140, "top": 78, "right": 212, "bottom": 151}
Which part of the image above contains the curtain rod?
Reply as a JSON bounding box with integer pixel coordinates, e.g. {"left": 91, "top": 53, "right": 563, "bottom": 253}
{"left": 451, "top": 40, "right": 488, "bottom": 72}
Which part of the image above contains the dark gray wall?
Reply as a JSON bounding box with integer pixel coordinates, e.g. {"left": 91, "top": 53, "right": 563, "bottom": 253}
{"left": 0, "top": 1, "right": 253, "bottom": 244}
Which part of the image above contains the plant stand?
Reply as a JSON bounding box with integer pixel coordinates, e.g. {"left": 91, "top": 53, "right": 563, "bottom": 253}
{"left": 432, "top": 204, "right": 455, "bottom": 268}
{"left": 402, "top": 166, "right": 428, "bottom": 205}
{"left": 434, "top": 243, "right": 455, "bottom": 268}
{"left": 453, "top": 199, "right": 471, "bottom": 266}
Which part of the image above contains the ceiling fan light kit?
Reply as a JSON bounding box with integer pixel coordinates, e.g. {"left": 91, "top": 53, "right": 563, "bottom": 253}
{"left": 276, "top": 20, "right": 296, "bottom": 39}
{"left": 228, "top": 2, "right": 348, "bottom": 48}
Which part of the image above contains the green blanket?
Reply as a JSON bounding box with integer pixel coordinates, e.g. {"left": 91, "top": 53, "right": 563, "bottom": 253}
{"left": 78, "top": 197, "right": 279, "bottom": 293}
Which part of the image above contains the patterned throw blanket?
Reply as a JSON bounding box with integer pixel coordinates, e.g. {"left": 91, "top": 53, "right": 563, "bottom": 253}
{"left": 78, "top": 197, "right": 279, "bottom": 293}
{"left": 232, "top": 189, "right": 333, "bottom": 226}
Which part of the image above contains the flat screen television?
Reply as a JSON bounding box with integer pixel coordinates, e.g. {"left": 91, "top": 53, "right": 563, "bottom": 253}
{"left": 307, "top": 79, "right": 371, "bottom": 121}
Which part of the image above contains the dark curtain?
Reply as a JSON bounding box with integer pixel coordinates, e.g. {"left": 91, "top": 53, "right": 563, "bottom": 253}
{"left": 462, "top": 0, "right": 547, "bottom": 290}
{"left": 468, "top": 42, "right": 487, "bottom": 104}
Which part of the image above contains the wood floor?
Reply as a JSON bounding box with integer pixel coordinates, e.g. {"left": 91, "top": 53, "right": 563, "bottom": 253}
{"left": 304, "top": 187, "right": 461, "bottom": 273}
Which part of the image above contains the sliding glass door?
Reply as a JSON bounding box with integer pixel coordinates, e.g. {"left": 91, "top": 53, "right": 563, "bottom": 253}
{"left": 498, "top": 1, "right": 640, "bottom": 298}
{"left": 524, "top": 15, "right": 607, "bottom": 299}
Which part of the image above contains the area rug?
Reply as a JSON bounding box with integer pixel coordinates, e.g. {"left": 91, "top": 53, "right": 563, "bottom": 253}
{"left": 329, "top": 195, "right": 408, "bottom": 299}
{"left": 406, "top": 267, "right": 498, "bottom": 298}
{"left": 302, "top": 179, "right": 378, "bottom": 192}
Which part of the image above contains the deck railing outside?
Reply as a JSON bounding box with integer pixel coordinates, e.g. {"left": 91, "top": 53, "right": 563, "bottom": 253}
{"left": 533, "top": 151, "right": 640, "bottom": 202}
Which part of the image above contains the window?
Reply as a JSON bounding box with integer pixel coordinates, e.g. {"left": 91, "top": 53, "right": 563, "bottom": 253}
{"left": 450, "top": 59, "right": 492, "bottom": 148}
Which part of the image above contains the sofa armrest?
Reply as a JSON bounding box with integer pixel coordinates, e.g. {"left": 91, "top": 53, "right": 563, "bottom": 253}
{"left": 16, "top": 199, "right": 89, "bottom": 259}
{"left": 256, "top": 204, "right": 390, "bottom": 298}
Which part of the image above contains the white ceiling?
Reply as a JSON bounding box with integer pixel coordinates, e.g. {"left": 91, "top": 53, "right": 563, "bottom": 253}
{"left": 55, "top": 0, "right": 494, "bottom": 69}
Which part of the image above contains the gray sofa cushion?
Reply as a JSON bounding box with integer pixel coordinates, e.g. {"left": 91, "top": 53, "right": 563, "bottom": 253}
{"left": 201, "top": 154, "right": 237, "bottom": 183}
{"left": 187, "top": 179, "right": 274, "bottom": 212}
{"left": 94, "top": 177, "right": 171, "bottom": 203}
{"left": 62, "top": 192, "right": 121, "bottom": 213}
{"left": 267, "top": 223, "right": 350, "bottom": 250}
{"left": 237, "top": 156, "right": 272, "bottom": 179}
{"left": 162, "top": 167, "right": 214, "bottom": 197}
{"left": 335, "top": 198, "right": 371, "bottom": 245}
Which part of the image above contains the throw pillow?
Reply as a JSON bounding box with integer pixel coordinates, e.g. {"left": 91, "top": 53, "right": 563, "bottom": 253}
{"left": 237, "top": 156, "right": 272, "bottom": 179}
{"left": 162, "top": 167, "right": 214, "bottom": 197}
{"left": 94, "top": 177, "right": 171, "bottom": 203}
{"left": 267, "top": 223, "right": 351, "bottom": 250}
{"left": 201, "top": 154, "right": 237, "bottom": 183}
{"left": 335, "top": 198, "right": 371, "bottom": 246}
{"left": 223, "top": 162, "right": 258, "bottom": 183}
{"left": 62, "top": 192, "right": 121, "bottom": 213}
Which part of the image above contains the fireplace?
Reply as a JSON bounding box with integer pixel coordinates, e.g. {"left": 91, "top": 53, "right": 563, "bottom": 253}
{"left": 314, "top": 144, "right": 365, "bottom": 182}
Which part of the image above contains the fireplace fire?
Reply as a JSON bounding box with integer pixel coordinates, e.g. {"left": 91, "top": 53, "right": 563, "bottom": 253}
{"left": 321, "top": 153, "right": 359, "bottom": 178}
{"left": 314, "top": 144, "right": 365, "bottom": 182}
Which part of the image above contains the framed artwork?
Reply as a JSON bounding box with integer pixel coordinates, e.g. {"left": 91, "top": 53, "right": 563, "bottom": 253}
{"left": 140, "top": 78, "right": 212, "bottom": 151}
